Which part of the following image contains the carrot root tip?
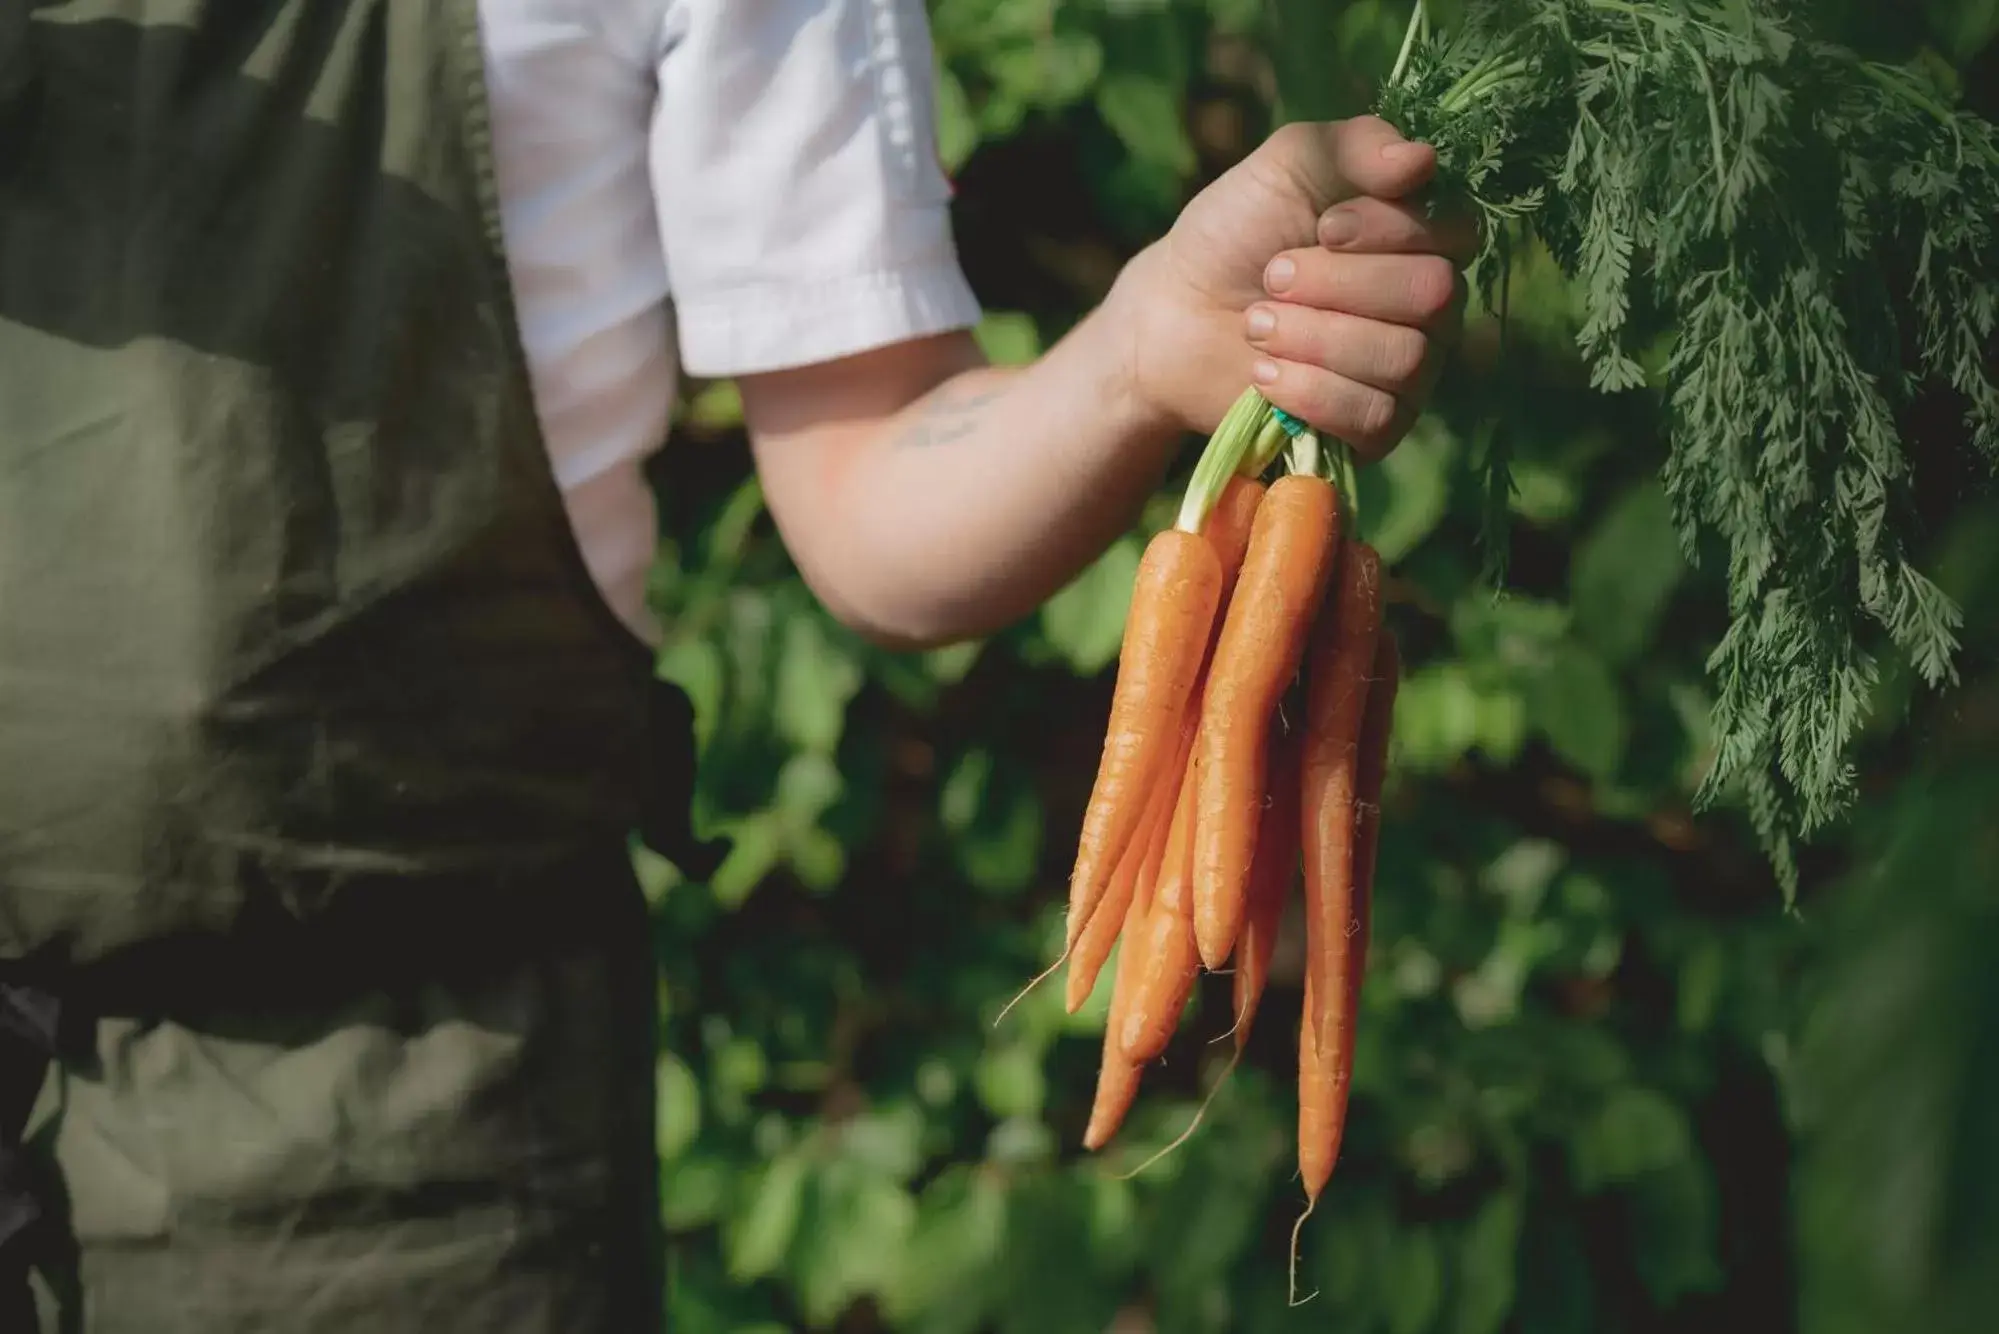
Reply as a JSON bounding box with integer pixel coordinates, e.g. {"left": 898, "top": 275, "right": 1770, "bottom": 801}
{"left": 993, "top": 947, "right": 1070, "bottom": 1029}
{"left": 1287, "top": 1197, "right": 1321, "bottom": 1308}
{"left": 1109, "top": 1050, "right": 1240, "bottom": 1182}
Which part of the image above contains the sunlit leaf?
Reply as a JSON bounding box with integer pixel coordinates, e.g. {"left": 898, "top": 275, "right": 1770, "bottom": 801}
{"left": 1528, "top": 641, "right": 1628, "bottom": 781}
{"left": 1572, "top": 481, "right": 1685, "bottom": 665}
{"left": 725, "top": 1151, "right": 808, "bottom": 1282}
{"left": 1041, "top": 535, "right": 1141, "bottom": 675}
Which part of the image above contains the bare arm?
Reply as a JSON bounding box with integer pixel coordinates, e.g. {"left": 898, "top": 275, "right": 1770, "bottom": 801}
{"left": 736, "top": 118, "right": 1470, "bottom": 651}
{"left": 739, "top": 296, "right": 1179, "bottom": 650}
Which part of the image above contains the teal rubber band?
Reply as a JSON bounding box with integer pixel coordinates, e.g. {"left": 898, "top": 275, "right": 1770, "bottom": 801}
{"left": 1270, "top": 406, "right": 1309, "bottom": 438}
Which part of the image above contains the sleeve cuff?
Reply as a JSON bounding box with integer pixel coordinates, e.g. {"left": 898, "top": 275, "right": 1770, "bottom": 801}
{"left": 673, "top": 262, "right": 984, "bottom": 379}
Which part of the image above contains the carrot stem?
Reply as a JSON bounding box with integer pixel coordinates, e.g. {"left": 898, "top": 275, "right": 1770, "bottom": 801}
{"left": 1290, "top": 428, "right": 1322, "bottom": 480}
{"left": 1245, "top": 415, "right": 1289, "bottom": 477}
{"left": 1176, "top": 389, "right": 1273, "bottom": 533}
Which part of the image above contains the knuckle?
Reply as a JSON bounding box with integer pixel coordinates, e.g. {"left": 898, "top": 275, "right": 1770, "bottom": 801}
{"left": 1408, "top": 257, "right": 1457, "bottom": 318}
{"left": 1380, "top": 328, "right": 1429, "bottom": 384}
{"left": 1265, "top": 121, "right": 1322, "bottom": 164}
{"left": 1338, "top": 113, "right": 1391, "bottom": 142}
{"left": 1350, "top": 386, "right": 1400, "bottom": 444}
{"left": 1255, "top": 121, "right": 1319, "bottom": 172}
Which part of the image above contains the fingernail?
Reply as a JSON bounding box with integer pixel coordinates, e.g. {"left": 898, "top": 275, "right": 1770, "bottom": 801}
{"left": 1246, "top": 307, "right": 1277, "bottom": 339}
{"left": 1264, "top": 257, "right": 1296, "bottom": 293}
{"left": 1320, "top": 208, "right": 1360, "bottom": 247}
{"left": 1252, "top": 359, "right": 1280, "bottom": 385}
{"left": 1382, "top": 141, "right": 1427, "bottom": 165}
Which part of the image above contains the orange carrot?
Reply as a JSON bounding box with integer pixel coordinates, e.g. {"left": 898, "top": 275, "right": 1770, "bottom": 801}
{"left": 1082, "top": 808, "right": 1167, "bottom": 1150}
{"left": 1065, "top": 710, "right": 1194, "bottom": 1013}
{"left": 1116, "top": 759, "right": 1203, "bottom": 1065}
{"left": 1204, "top": 475, "right": 1267, "bottom": 612}
{"left": 1109, "top": 718, "right": 1305, "bottom": 1181}
{"left": 1231, "top": 724, "right": 1303, "bottom": 1048}
{"left": 1191, "top": 475, "right": 1340, "bottom": 970}
{"left": 1294, "top": 834, "right": 1373, "bottom": 1219}
{"left": 1299, "top": 541, "right": 1382, "bottom": 1061}
{"left": 1278, "top": 634, "right": 1404, "bottom": 1222}
{"left": 1291, "top": 582, "right": 1396, "bottom": 1305}
{"left": 1295, "top": 637, "right": 1395, "bottom": 1202}
{"left": 1065, "top": 530, "right": 1223, "bottom": 952}
{"left": 1296, "top": 978, "right": 1345, "bottom": 1191}
{"left": 1287, "top": 971, "right": 1344, "bottom": 1306}
{"left": 1348, "top": 630, "right": 1401, "bottom": 1009}
{"left": 1082, "top": 715, "right": 1196, "bottom": 1149}
{"left": 1063, "top": 479, "right": 1259, "bottom": 1009}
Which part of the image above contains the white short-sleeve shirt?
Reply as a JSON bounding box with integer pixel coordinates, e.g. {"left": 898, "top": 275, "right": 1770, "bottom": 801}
{"left": 477, "top": 0, "right": 984, "bottom": 641}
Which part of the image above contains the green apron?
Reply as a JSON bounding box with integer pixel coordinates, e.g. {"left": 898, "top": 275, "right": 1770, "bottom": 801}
{"left": 0, "top": 3, "right": 720, "bottom": 1328}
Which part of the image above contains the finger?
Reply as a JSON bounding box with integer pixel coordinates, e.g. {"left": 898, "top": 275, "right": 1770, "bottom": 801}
{"left": 1324, "top": 115, "right": 1437, "bottom": 201}
{"left": 1318, "top": 197, "right": 1479, "bottom": 264}
{"left": 1252, "top": 118, "right": 1438, "bottom": 217}
{"left": 1245, "top": 305, "right": 1430, "bottom": 396}
{"left": 1263, "top": 249, "right": 1459, "bottom": 328}
{"left": 1249, "top": 359, "right": 1411, "bottom": 460}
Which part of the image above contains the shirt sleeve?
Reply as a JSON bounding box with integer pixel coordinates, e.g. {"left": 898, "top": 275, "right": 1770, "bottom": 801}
{"left": 649, "top": 0, "right": 983, "bottom": 379}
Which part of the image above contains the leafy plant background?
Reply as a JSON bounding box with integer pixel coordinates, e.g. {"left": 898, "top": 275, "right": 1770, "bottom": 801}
{"left": 647, "top": 3, "right": 1999, "bottom": 1331}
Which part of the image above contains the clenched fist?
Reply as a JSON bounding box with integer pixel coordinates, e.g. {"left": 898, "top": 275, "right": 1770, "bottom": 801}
{"left": 1107, "top": 115, "right": 1474, "bottom": 459}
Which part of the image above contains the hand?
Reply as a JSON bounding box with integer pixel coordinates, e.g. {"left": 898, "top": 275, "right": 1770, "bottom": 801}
{"left": 1108, "top": 116, "right": 1473, "bottom": 460}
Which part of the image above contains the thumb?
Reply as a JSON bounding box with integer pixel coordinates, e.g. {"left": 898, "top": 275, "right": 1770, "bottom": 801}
{"left": 1306, "top": 115, "right": 1438, "bottom": 205}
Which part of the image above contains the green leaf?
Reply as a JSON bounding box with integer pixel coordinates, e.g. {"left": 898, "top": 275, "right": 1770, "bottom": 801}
{"left": 940, "top": 747, "right": 992, "bottom": 834}
{"left": 1628, "top": 1160, "right": 1724, "bottom": 1303}
{"left": 707, "top": 813, "right": 781, "bottom": 908}
{"left": 792, "top": 1165, "right": 919, "bottom": 1325}
{"left": 1385, "top": 1227, "right": 1444, "bottom": 1334}
{"left": 774, "top": 610, "right": 863, "bottom": 753}
{"left": 1393, "top": 661, "right": 1528, "bottom": 771}
{"left": 973, "top": 1040, "right": 1047, "bottom": 1119}
{"left": 939, "top": 747, "right": 1045, "bottom": 894}
{"left": 661, "top": 1152, "right": 732, "bottom": 1230}
{"left": 998, "top": 1177, "right": 1121, "bottom": 1334}
{"left": 1926, "top": 0, "right": 1999, "bottom": 61}
{"left": 986, "top": 1115, "right": 1056, "bottom": 1166}
{"left": 1362, "top": 414, "right": 1457, "bottom": 562}
{"left": 1572, "top": 482, "right": 1685, "bottom": 665}
{"left": 774, "top": 751, "right": 844, "bottom": 824}
{"left": 1677, "top": 938, "right": 1726, "bottom": 1034}
{"left": 680, "top": 380, "right": 743, "bottom": 430}
{"left": 656, "top": 639, "right": 726, "bottom": 753}
{"left": 836, "top": 1102, "right": 928, "bottom": 1182}
{"left": 934, "top": 65, "right": 979, "bottom": 171}
{"left": 984, "top": 30, "right": 1104, "bottom": 109}
{"left": 656, "top": 1054, "right": 701, "bottom": 1163}
{"left": 885, "top": 1168, "right": 1010, "bottom": 1326}
{"left": 1311, "top": 1193, "right": 1396, "bottom": 1318}
{"left": 1572, "top": 1087, "right": 1694, "bottom": 1190}
{"left": 1453, "top": 1190, "right": 1524, "bottom": 1334}
{"left": 1094, "top": 72, "right": 1196, "bottom": 175}
{"left": 1507, "top": 458, "right": 1581, "bottom": 524}
{"left": 975, "top": 311, "right": 1043, "bottom": 366}
{"left": 1527, "top": 641, "right": 1628, "bottom": 781}
{"left": 1040, "top": 535, "right": 1141, "bottom": 675}
{"left": 925, "top": 641, "right": 984, "bottom": 685}
{"left": 725, "top": 1151, "right": 808, "bottom": 1282}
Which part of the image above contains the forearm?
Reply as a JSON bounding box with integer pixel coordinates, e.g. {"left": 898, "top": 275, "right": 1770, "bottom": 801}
{"left": 744, "top": 290, "right": 1186, "bottom": 648}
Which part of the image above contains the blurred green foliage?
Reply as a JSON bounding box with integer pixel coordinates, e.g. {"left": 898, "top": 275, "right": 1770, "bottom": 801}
{"left": 647, "top": 3, "right": 1999, "bottom": 1330}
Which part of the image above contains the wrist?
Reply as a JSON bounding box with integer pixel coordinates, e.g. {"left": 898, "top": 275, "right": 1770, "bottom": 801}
{"left": 1095, "top": 243, "right": 1193, "bottom": 447}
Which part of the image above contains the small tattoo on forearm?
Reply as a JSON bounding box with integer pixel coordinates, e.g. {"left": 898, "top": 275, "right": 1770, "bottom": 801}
{"left": 894, "top": 384, "right": 1003, "bottom": 448}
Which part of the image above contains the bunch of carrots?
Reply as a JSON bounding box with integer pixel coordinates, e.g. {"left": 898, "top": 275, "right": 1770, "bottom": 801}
{"left": 1007, "top": 387, "right": 1399, "bottom": 1303}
